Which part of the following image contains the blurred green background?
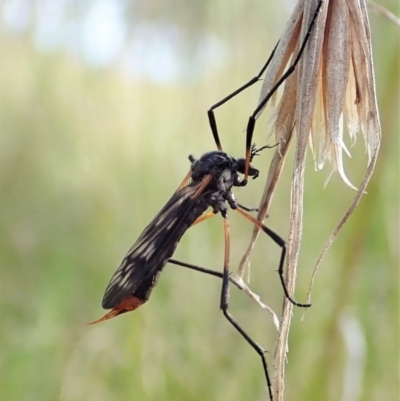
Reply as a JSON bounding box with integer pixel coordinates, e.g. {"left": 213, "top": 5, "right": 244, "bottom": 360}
{"left": 0, "top": 1, "right": 398, "bottom": 400}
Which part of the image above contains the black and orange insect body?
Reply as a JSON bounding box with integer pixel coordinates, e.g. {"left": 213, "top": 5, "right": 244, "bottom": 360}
{"left": 90, "top": 148, "right": 263, "bottom": 324}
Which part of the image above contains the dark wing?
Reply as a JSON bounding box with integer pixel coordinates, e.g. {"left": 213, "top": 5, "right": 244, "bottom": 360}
{"left": 102, "top": 176, "right": 211, "bottom": 309}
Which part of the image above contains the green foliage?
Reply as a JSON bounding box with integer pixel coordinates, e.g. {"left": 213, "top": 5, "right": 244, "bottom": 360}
{"left": 0, "top": 2, "right": 398, "bottom": 401}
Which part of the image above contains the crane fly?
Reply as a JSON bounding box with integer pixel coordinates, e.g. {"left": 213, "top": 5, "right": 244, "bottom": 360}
{"left": 90, "top": 146, "right": 267, "bottom": 323}
{"left": 90, "top": 2, "right": 323, "bottom": 399}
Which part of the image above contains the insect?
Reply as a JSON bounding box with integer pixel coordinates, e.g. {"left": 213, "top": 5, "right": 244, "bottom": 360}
{"left": 90, "top": 144, "right": 272, "bottom": 322}
{"left": 91, "top": 2, "right": 323, "bottom": 399}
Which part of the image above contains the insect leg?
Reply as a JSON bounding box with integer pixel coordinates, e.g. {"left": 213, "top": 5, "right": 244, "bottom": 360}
{"left": 207, "top": 42, "right": 279, "bottom": 151}
{"left": 168, "top": 259, "right": 245, "bottom": 291}
{"left": 236, "top": 202, "right": 259, "bottom": 213}
{"left": 191, "top": 174, "right": 213, "bottom": 199}
{"left": 191, "top": 211, "right": 216, "bottom": 226}
{"left": 242, "top": 0, "right": 323, "bottom": 182}
{"left": 236, "top": 208, "right": 311, "bottom": 308}
{"left": 220, "top": 217, "right": 273, "bottom": 400}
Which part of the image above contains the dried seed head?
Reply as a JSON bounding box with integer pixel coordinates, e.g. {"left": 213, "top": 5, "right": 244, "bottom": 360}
{"left": 252, "top": 2, "right": 381, "bottom": 400}
{"left": 258, "top": 0, "right": 381, "bottom": 188}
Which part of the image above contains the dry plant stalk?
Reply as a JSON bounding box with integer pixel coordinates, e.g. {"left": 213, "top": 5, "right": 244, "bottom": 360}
{"left": 367, "top": 0, "right": 400, "bottom": 27}
{"left": 234, "top": 0, "right": 381, "bottom": 399}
